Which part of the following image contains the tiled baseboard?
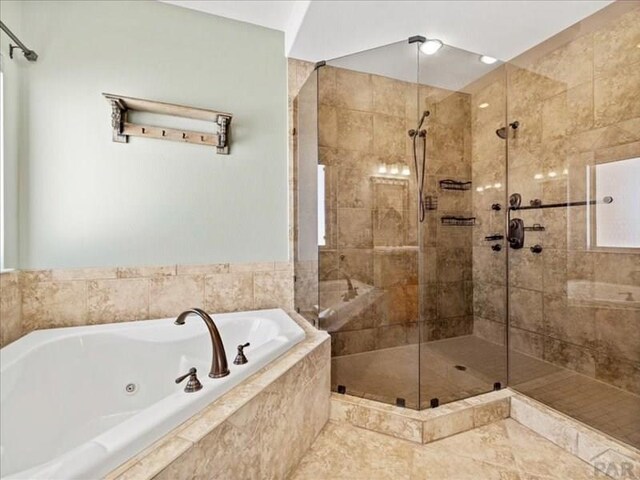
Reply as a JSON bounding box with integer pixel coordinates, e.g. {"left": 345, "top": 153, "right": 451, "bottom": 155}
{"left": 510, "top": 393, "right": 640, "bottom": 480}
{"left": 331, "top": 389, "right": 640, "bottom": 479}
{"left": 330, "top": 389, "right": 511, "bottom": 444}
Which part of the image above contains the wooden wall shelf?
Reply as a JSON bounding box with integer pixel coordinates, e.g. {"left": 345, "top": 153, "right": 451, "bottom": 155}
{"left": 103, "top": 93, "right": 232, "bottom": 154}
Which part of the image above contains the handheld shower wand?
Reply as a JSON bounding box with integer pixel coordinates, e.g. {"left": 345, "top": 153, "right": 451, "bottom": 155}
{"left": 409, "top": 111, "right": 430, "bottom": 222}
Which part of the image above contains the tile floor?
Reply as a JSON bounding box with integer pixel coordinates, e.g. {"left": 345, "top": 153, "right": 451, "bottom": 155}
{"left": 332, "top": 334, "right": 640, "bottom": 448}
{"left": 289, "top": 418, "right": 601, "bottom": 479}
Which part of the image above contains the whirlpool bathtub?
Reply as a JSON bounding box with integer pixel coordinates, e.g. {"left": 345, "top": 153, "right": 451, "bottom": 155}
{"left": 0, "top": 308, "right": 305, "bottom": 479}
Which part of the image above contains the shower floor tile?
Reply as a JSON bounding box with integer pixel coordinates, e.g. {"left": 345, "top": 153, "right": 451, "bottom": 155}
{"left": 514, "top": 370, "right": 640, "bottom": 449}
{"left": 289, "top": 418, "right": 600, "bottom": 479}
{"left": 332, "top": 334, "right": 640, "bottom": 448}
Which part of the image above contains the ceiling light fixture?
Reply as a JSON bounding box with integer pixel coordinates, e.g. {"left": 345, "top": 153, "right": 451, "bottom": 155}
{"left": 478, "top": 102, "right": 490, "bottom": 109}
{"left": 420, "top": 39, "right": 443, "bottom": 55}
{"left": 480, "top": 55, "right": 498, "bottom": 65}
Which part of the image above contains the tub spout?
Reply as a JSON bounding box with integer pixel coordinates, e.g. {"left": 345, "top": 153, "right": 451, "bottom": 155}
{"left": 175, "top": 308, "right": 230, "bottom": 378}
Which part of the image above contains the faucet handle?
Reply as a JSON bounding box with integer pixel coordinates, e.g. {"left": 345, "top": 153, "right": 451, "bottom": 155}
{"left": 175, "top": 367, "right": 203, "bottom": 392}
{"left": 234, "top": 343, "right": 250, "bottom": 365}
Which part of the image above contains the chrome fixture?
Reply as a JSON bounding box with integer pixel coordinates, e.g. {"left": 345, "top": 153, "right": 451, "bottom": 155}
{"left": 233, "top": 343, "right": 250, "bottom": 365}
{"left": 0, "top": 21, "right": 38, "bottom": 62}
{"left": 175, "top": 367, "right": 203, "bottom": 393}
{"left": 174, "top": 308, "right": 229, "bottom": 378}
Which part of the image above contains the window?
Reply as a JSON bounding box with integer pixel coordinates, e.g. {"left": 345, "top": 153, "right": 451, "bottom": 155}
{"left": 590, "top": 156, "right": 640, "bottom": 249}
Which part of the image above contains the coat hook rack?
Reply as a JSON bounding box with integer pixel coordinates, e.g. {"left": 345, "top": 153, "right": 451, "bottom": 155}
{"left": 102, "top": 93, "right": 232, "bottom": 154}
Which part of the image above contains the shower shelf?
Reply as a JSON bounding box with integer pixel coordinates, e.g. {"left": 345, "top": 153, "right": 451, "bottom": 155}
{"left": 441, "top": 216, "right": 476, "bottom": 226}
{"left": 102, "top": 93, "right": 233, "bottom": 154}
{"left": 439, "top": 179, "right": 472, "bottom": 191}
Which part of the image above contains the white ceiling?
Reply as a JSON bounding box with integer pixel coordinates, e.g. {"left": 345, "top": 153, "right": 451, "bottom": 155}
{"left": 162, "top": 0, "right": 613, "bottom": 63}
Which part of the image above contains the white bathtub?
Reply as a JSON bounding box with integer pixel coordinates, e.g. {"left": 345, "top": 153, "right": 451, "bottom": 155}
{"left": 0, "top": 308, "right": 305, "bottom": 479}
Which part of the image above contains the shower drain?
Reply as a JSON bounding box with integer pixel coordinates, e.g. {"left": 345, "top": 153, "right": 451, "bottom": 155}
{"left": 125, "top": 383, "right": 138, "bottom": 394}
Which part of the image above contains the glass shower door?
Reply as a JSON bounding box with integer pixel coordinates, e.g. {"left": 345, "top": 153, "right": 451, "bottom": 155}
{"left": 418, "top": 43, "right": 509, "bottom": 407}
{"left": 505, "top": 3, "right": 640, "bottom": 448}
{"left": 317, "top": 40, "right": 423, "bottom": 408}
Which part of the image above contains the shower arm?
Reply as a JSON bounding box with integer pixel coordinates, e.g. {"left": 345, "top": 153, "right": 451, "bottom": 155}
{"left": 0, "top": 21, "right": 38, "bottom": 62}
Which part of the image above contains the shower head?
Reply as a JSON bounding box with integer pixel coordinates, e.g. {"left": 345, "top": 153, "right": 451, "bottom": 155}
{"left": 495, "top": 121, "right": 519, "bottom": 140}
{"left": 408, "top": 111, "right": 430, "bottom": 137}
{"left": 417, "top": 110, "right": 430, "bottom": 129}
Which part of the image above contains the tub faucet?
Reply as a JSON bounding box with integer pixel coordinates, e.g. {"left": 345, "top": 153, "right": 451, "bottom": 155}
{"left": 175, "top": 308, "right": 230, "bottom": 378}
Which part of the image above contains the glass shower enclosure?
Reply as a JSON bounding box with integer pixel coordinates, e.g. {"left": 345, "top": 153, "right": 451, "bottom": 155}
{"left": 294, "top": 1, "right": 639, "bottom": 449}
{"left": 295, "top": 38, "right": 509, "bottom": 410}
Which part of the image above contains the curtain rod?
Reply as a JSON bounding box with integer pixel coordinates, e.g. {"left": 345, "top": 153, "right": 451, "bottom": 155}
{"left": 0, "top": 21, "right": 38, "bottom": 62}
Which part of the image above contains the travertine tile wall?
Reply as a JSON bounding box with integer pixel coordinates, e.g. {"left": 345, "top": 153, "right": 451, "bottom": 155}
{"left": 470, "top": 68, "right": 508, "bottom": 347}
{"left": 316, "top": 65, "right": 421, "bottom": 356}
{"left": 419, "top": 85, "right": 474, "bottom": 342}
{"left": 0, "top": 271, "right": 22, "bottom": 346}
{"left": 0, "top": 262, "right": 293, "bottom": 346}
{"left": 315, "top": 65, "right": 474, "bottom": 356}
{"left": 473, "top": 6, "right": 640, "bottom": 395}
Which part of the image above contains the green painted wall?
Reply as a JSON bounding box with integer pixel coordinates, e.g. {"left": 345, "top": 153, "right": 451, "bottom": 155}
{"left": 0, "top": 0, "right": 23, "bottom": 269}
{"left": 1, "top": 0, "right": 288, "bottom": 269}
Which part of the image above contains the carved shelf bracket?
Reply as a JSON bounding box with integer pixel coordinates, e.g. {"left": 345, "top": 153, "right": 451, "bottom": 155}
{"left": 103, "top": 93, "right": 233, "bottom": 154}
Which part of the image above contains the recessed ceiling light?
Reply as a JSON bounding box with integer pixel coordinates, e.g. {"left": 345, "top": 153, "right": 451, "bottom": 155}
{"left": 534, "top": 173, "right": 544, "bottom": 180}
{"left": 480, "top": 55, "right": 498, "bottom": 65}
{"left": 478, "top": 102, "right": 490, "bottom": 109}
{"left": 420, "top": 39, "right": 443, "bottom": 55}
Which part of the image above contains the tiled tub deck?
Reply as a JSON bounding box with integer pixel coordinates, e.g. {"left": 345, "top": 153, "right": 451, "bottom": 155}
{"left": 105, "top": 311, "right": 330, "bottom": 480}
